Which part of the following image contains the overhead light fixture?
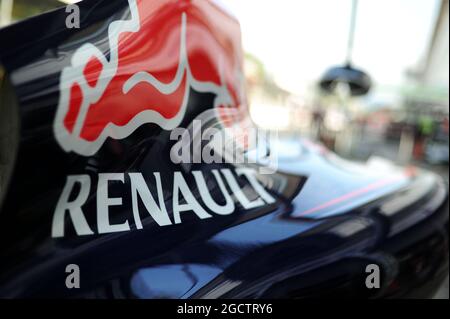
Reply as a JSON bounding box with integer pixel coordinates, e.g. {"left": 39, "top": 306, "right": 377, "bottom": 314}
{"left": 58, "top": 0, "right": 82, "bottom": 4}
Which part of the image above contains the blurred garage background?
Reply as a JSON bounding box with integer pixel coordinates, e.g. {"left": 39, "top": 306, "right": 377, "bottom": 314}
{"left": 0, "top": 0, "right": 448, "bottom": 298}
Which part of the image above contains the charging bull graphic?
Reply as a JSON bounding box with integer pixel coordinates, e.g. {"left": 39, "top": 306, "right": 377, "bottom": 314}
{"left": 54, "top": 0, "right": 244, "bottom": 156}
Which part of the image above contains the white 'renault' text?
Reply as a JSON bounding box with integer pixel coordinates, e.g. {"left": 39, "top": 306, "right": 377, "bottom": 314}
{"left": 52, "top": 168, "right": 275, "bottom": 238}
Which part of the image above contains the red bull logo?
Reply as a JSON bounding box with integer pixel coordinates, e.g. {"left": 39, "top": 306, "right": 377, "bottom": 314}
{"left": 54, "top": 0, "right": 244, "bottom": 156}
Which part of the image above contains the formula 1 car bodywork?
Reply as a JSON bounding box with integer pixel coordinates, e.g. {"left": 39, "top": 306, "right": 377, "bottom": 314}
{"left": 0, "top": 0, "right": 448, "bottom": 298}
